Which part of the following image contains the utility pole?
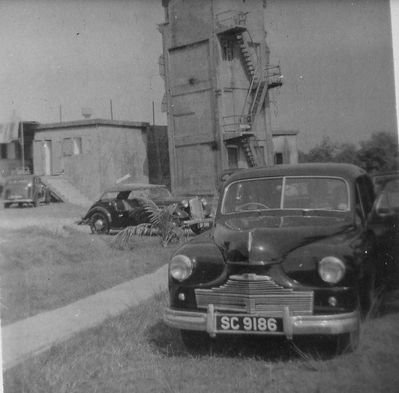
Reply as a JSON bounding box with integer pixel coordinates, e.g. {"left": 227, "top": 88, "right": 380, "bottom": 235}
{"left": 20, "top": 121, "right": 25, "bottom": 170}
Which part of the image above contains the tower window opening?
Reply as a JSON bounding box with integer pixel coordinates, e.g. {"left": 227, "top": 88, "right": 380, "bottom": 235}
{"left": 221, "top": 38, "right": 234, "bottom": 61}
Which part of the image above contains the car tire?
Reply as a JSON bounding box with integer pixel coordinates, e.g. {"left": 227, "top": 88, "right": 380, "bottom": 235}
{"left": 180, "top": 330, "right": 213, "bottom": 353}
{"left": 4, "top": 203, "right": 10, "bottom": 209}
{"left": 90, "top": 212, "right": 110, "bottom": 234}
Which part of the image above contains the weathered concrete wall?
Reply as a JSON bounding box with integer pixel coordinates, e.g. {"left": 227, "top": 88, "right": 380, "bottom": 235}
{"left": 272, "top": 132, "right": 299, "bottom": 164}
{"left": 33, "top": 121, "right": 149, "bottom": 200}
{"left": 161, "top": 0, "right": 274, "bottom": 196}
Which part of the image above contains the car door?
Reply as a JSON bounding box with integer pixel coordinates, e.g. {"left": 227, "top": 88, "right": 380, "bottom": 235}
{"left": 127, "top": 198, "right": 152, "bottom": 226}
{"left": 368, "top": 178, "right": 399, "bottom": 290}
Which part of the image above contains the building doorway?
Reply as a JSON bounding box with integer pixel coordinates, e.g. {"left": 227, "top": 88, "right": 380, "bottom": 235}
{"left": 43, "top": 140, "right": 52, "bottom": 175}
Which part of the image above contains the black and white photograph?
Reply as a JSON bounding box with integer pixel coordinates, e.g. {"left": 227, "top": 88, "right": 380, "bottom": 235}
{"left": 0, "top": 0, "right": 398, "bottom": 392}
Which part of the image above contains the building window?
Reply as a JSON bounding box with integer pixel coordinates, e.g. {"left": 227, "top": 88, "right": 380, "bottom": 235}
{"left": 274, "top": 152, "right": 283, "bottom": 165}
{"left": 63, "top": 137, "right": 82, "bottom": 156}
{"left": 73, "top": 137, "right": 82, "bottom": 155}
{"left": 221, "top": 38, "right": 234, "bottom": 61}
{"left": 227, "top": 145, "right": 238, "bottom": 168}
{"left": 0, "top": 144, "right": 7, "bottom": 159}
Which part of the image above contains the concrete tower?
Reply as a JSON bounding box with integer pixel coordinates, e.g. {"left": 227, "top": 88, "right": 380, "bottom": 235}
{"left": 159, "top": 0, "right": 282, "bottom": 196}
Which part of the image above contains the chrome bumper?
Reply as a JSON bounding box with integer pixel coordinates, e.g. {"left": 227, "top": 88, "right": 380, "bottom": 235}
{"left": 164, "top": 305, "right": 359, "bottom": 339}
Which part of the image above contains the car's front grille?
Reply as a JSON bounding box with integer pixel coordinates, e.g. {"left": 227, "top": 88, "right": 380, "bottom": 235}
{"left": 195, "top": 274, "right": 314, "bottom": 315}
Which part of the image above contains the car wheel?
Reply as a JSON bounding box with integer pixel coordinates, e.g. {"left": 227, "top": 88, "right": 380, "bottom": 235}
{"left": 4, "top": 203, "right": 10, "bottom": 209}
{"left": 180, "top": 330, "right": 213, "bottom": 353}
{"left": 90, "top": 212, "right": 110, "bottom": 234}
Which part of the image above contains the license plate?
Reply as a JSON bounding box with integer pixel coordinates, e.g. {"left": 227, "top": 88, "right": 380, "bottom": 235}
{"left": 9, "top": 195, "right": 23, "bottom": 199}
{"left": 216, "top": 315, "right": 283, "bottom": 333}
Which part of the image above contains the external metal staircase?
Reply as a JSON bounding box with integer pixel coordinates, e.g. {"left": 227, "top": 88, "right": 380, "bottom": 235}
{"left": 216, "top": 11, "right": 283, "bottom": 167}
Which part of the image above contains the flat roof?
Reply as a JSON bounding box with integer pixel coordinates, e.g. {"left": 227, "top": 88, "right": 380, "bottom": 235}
{"left": 35, "top": 118, "right": 150, "bottom": 131}
{"left": 272, "top": 130, "right": 299, "bottom": 136}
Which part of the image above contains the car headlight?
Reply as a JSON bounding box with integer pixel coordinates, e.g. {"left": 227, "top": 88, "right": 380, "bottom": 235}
{"left": 170, "top": 254, "right": 193, "bottom": 281}
{"left": 318, "top": 256, "right": 346, "bottom": 284}
{"left": 201, "top": 197, "right": 208, "bottom": 206}
{"left": 181, "top": 199, "right": 189, "bottom": 208}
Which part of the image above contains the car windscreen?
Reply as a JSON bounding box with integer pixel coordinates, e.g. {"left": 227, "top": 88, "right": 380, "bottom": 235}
{"left": 221, "top": 176, "right": 349, "bottom": 214}
{"left": 128, "top": 187, "right": 172, "bottom": 200}
{"left": 100, "top": 191, "right": 120, "bottom": 200}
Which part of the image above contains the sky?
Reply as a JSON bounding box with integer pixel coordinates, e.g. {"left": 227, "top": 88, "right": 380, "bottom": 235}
{"left": 0, "top": 0, "right": 397, "bottom": 151}
{"left": 0, "top": 0, "right": 166, "bottom": 125}
{"left": 265, "top": 0, "right": 397, "bottom": 150}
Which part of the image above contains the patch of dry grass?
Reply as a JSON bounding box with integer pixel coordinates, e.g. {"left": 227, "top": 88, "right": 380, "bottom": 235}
{"left": 0, "top": 225, "right": 177, "bottom": 325}
{"left": 4, "top": 293, "right": 399, "bottom": 393}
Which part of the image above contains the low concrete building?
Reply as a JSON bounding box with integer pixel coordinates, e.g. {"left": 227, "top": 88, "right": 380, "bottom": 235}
{"left": 33, "top": 119, "right": 151, "bottom": 200}
{"left": 272, "top": 130, "right": 299, "bottom": 165}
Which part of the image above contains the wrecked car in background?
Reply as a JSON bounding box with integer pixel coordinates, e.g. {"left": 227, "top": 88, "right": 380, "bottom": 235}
{"left": 2, "top": 174, "right": 50, "bottom": 208}
{"left": 78, "top": 183, "right": 212, "bottom": 234}
{"left": 164, "top": 163, "right": 380, "bottom": 353}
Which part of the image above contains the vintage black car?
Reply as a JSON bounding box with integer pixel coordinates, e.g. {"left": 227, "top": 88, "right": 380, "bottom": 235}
{"left": 2, "top": 174, "right": 50, "bottom": 208}
{"left": 368, "top": 172, "right": 399, "bottom": 290}
{"left": 164, "top": 163, "right": 379, "bottom": 353}
{"left": 79, "top": 183, "right": 210, "bottom": 234}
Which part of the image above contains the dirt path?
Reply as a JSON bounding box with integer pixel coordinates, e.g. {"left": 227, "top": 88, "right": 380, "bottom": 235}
{"left": 1, "top": 263, "right": 168, "bottom": 370}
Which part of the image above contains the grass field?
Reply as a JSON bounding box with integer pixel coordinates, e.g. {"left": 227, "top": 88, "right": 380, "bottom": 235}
{"left": 0, "top": 223, "right": 177, "bottom": 325}
{"left": 4, "top": 293, "right": 399, "bottom": 393}
{"left": 2, "top": 203, "right": 399, "bottom": 392}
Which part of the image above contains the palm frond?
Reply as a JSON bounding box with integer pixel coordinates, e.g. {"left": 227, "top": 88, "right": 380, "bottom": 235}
{"left": 111, "top": 202, "right": 191, "bottom": 249}
{"left": 111, "top": 223, "right": 157, "bottom": 249}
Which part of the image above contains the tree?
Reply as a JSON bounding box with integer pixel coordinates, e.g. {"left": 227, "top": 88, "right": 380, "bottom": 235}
{"left": 356, "top": 131, "right": 398, "bottom": 173}
{"left": 301, "top": 137, "right": 337, "bottom": 163}
{"left": 299, "top": 131, "right": 398, "bottom": 173}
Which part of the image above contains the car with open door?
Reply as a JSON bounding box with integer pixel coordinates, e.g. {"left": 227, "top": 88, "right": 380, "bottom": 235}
{"left": 78, "top": 183, "right": 211, "bottom": 234}
{"left": 368, "top": 172, "right": 399, "bottom": 291}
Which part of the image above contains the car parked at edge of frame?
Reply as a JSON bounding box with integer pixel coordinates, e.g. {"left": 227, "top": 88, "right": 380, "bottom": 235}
{"left": 164, "top": 163, "right": 381, "bottom": 353}
{"left": 78, "top": 183, "right": 212, "bottom": 235}
{"left": 368, "top": 171, "right": 399, "bottom": 291}
{"left": 2, "top": 174, "right": 50, "bottom": 208}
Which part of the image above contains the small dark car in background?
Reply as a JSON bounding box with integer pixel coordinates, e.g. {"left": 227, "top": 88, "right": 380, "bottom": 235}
{"left": 2, "top": 174, "right": 50, "bottom": 208}
{"left": 164, "top": 163, "right": 380, "bottom": 353}
{"left": 79, "top": 183, "right": 211, "bottom": 234}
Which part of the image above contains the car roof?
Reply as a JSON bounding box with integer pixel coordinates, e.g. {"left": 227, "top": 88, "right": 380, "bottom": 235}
{"left": 225, "top": 163, "right": 366, "bottom": 184}
{"left": 103, "top": 183, "right": 168, "bottom": 193}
